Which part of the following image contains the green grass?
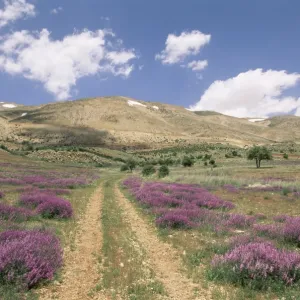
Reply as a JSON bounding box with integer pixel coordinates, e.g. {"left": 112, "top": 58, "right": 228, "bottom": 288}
{"left": 99, "top": 175, "right": 166, "bottom": 300}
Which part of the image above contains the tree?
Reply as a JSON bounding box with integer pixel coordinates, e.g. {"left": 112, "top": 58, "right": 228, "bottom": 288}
{"left": 126, "top": 159, "right": 136, "bottom": 172}
{"left": 283, "top": 153, "right": 289, "bottom": 160}
{"left": 247, "top": 146, "right": 272, "bottom": 168}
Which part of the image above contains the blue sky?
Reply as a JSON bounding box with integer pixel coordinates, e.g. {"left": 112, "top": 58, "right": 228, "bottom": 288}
{"left": 0, "top": 0, "right": 300, "bottom": 117}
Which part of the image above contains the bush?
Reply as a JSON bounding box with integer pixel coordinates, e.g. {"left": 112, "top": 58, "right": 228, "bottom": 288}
{"left": 232, "top": 150, "right": 238, "bottom": 157}
{"left": 158, "top": 165, "right": 169, "bottom": 178}
{"left": 204, "top": 154, "right": 212, "bottom": 160}
{"left": 36, "top": 197, "right": 73, "bottom": 219}
{"left": 142, "top": 165, "right": 156, "bottom": 177}
{"left": 156, "top": 211, "right": 194, "bottom": 229}
{"left": 182, "top": 156, "right": 194, "bottom": 167}
{"left": 283, "top": 153, "right": 289, "bottom": 159}
{"left": 126, "top": 159, "right": 137, "bottom": 172}
{"left": 282, "top": 187, "right": 290, "bottom": 196}
{"left": 0, "top": 203, "right": 33, "bottom": 222}
{"left": 209, "top": 159, "right": 215, "bottom": 166}
{"left": 0, "top": 230, "right": 62, "bottom": 288}
{"left": 0, "top": 144, "right": 8, "bottom": 151}
{"left": 210, "top": 242, "right": 300, "bottom": 289}
{"left": 120, "top": 164, "right": 129, "bottom": 172}
{"left": 19, "top": 192, "right": 54, "bottom": 208}
{"left": 204, "top": 161, "right": 208, "bottom": 166}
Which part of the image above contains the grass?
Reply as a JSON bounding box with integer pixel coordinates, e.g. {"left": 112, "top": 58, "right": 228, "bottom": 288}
{"left": 99, "top": 175, "right": 166, "bottom": 300}
{"left": 0, "top": 150, "right": 101, "bottom": 299}
{"left": 121, "top": 152, "right": 300, "bottom": 299}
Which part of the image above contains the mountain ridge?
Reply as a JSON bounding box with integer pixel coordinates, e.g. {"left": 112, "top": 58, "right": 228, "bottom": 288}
{"left": 0, "top": 96, "right": 299, "bottom": 149}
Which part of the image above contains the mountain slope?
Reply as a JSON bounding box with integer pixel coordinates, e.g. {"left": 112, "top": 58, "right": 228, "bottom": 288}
{"left": 0, "top": 96, "right": 299, "bottom": 148}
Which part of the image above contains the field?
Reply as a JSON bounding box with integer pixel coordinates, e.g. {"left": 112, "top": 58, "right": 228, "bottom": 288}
{"left": 1, "top": 144, "right": 300, "bottom": 299}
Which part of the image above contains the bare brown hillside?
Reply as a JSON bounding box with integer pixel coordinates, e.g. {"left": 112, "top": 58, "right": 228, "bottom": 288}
{"left": 0, "top": 96, "right": 299, "bottom": 148}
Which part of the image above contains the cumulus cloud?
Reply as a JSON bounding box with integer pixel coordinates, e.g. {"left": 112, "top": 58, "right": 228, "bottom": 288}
{"left": 186, "top": 60, "right": 208, "bottom": 71}
{"left": 0, "top": 29, "right": 137, "bottom": 100}
{"left": 155, "top": 30, "right": 211, "bottom": 65}
{"left": 0, "top": 0, "right": 35, "bottom": 28}
{"left": 190, "top": 69, "right": 300, "bottom": 118}
{"left": 50, "top": 6, "right": 63, "bottom": 15}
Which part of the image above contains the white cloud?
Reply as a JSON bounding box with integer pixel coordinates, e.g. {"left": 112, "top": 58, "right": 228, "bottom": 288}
{"left": 190, "top": 69, "right": 300, "bottom": 118}
{"left": 186, "top": 60, "right": 208, "bottom": 71}
{"left": 0, "top": 29, "right": 137, "bottom": 100}
{"left": 50, "top": 6, "right": 63, "bottom": 15}
{"left": 0, "top": 0, "right": 35, "bottom": 28}
{"left": 155, "top": 30, "right": 211, "bottom": 65}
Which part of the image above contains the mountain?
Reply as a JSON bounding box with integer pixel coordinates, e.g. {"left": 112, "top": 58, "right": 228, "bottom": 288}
{"left": 0, "top": 96, "right": 299, "bottom": 149}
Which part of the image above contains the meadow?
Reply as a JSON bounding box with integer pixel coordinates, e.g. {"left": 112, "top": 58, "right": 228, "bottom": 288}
{"left": 1, "top": 143, "right": 300, "bottom": 299}
{"left": 0, "top": 150, "right": 100, "bottom": 299}
{"left": 122, "top": 147, "right": 300, "bottom": 299}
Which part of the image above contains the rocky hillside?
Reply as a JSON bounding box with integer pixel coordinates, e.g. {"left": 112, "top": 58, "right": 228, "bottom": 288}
{"left": 0, "top": 96, "right": 300, "bottom": 149}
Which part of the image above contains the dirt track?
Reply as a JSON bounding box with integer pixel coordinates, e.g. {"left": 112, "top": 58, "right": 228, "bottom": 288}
{"left": 115, "top": 185, "right": 211, "bottom": 300}
{"left": 40, "top": 185, "right": 105, "bottom": 300}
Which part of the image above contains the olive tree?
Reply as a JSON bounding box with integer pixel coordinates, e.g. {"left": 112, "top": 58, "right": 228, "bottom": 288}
{"left": 247, "top": 146, "right": 272, "bottom": 168}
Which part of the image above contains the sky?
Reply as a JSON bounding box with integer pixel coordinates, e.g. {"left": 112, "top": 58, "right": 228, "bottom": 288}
{"left": 0, "top": 0, "right": 300, "bottom": 118}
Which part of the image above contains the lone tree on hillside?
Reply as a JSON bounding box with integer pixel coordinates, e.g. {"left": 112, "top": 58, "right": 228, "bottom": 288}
{"left": 247, "top": 146, "right": 272, "bottom": 168}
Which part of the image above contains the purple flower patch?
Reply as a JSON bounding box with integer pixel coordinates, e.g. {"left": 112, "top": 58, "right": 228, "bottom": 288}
{"left": 0, "top": 229, "right": 62, "bottom": 288}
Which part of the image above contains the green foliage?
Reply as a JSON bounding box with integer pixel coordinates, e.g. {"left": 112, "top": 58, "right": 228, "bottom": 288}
{"left": 0, "top": 144, "right": 8, "bottom": 151}
{"left": 182, "top": 156, "right": 194, "bottom": 167}
{"left": 204, "top": 161, "right": 208, "bottom": 166}
{"left": 283, "top": 153, "right": 289, "bottom": 159}
{"left": 232, "top": 150, "right": 238, "bottom": 157}
{"left": 158, "top": 165, "right": 169, "bottom": 178}
{"left": 126, "top": 159, "right": 137, "bottom": 172}
{"left": 158, "top": 158, "right": 174, "bottom": 166}
{"left": 142, "top": 165, "right": 156, "bottom": 176}
{"left": 282, "top": 187, "right": 290, "bottom": 196}
{"left": 247, "top": 146, "right": 272, "bottom": 168}
{"left": 209, "top": 159, "right": 216, "bottom": 166}
{"left": 120, "top": 164, "right": 129, "bottom": 172}
{"left": 204, "top": 154, "right": 212, "bottom": 160}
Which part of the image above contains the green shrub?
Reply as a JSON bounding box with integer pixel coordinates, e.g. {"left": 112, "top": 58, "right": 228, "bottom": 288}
{"left": 204, "top": 154, "right": 212, "bottom": 160}
{"left": 209, "top": 159, "right": 216, "bottom": 166}
{"left": 126, "top": 159, "right": 137, "bottom": 172}
{"left": 283, "top": 153, "right": 289, "bottom": 159}
{"left": 182, "top": 156, "right": 194, "bottom": 167}
{"left": 282, "top": 187, "right": 290, "bottom": 196}
{"left": 0, "top": 144, "right": 8, "bottom": 151}
{"left": 120, "top": 164, "right": 129, "bottom": 172}
{"left": 232, "top": 150, "right": 238, "bottom": 157}
{"left": 158, "top": 165, "right": 169, "bottom": 178}
{"left": 142, "top": 165, "right": 156, "bottom": 176}
{"left": 204, "top": 161, "right": 208, "bottom": 166}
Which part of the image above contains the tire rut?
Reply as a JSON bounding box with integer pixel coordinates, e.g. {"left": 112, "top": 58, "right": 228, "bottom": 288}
{"left": 40, "top": 184, "right": 105, "bottom": 300}
{"left": 115, "top": 185, "right": 211, "bottom": 300}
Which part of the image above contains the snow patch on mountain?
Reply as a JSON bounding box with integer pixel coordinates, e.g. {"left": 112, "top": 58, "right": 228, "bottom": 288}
{"left": 127, "top": 100, "right": 146, "bottom": 107}
{"left": 2, "top": 104, "right": 16, "bottom": 108}
{"left": 248, "top": 118, "right": 266, "bottom": 122}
